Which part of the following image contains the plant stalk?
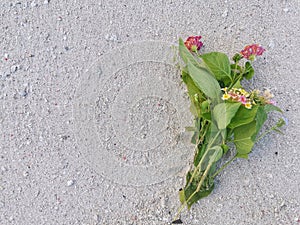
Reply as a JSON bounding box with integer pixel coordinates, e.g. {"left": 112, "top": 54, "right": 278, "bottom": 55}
{"left": 187, "top": 130, "right": 221, "bottom": 186}
{"left": 212, "top": 154, "right": 237, "bottom": 178}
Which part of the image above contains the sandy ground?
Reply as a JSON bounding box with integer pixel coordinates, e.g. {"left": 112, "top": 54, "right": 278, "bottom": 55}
{"left": 0, "top": 0, "right": 299, "bottom": 224}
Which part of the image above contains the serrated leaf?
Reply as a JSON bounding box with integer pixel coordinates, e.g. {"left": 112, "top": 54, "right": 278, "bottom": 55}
{"left": 201, "top": 52, "right": 232, "bottom": 83}
{"left": 213, "top": 102, "right": 241, "bottom": 130}
{"left": 187, "top": 61, "right": 221, "bottom": 102}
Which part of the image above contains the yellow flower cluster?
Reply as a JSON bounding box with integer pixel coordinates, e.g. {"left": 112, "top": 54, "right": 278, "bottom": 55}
{"left": 221, "top": 87, "right": 253, "bottom": 109}
{"left": 221, "top": 87, "right": 275, "bottom": 109}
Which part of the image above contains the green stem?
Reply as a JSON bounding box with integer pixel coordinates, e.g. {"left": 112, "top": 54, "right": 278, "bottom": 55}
{"left": 173, "top": 132, "right": 223, "bottom": 222}
{"left": 173, "top": 162, "right": 213, "bottom": 222}
{"left": 212, "top": 154, "right": 237, "bottom": 178}
{"left": 187, "top": 130, "right": 221, "bottom": 186}
{"left": 256, "top": 124, "right": 280, "bottom": 142}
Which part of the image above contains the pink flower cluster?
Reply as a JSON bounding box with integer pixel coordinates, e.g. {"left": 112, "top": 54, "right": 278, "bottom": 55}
{"left": 240, "top": 44, "right": 265, "bottom": 60}
{"left": 184, "top": 36, "right": 203, "bottom": 52}
{"left": 222, "top": 87, "right": 253, "bottom": 109}
{"left": 222, "top": 87, "right": 275, "bottom": 109}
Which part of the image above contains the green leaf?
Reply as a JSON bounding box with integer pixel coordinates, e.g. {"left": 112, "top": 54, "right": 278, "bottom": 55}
{"left": 232, "top": 53, "right": 242, "bottom": 63}
{"left": 193, "top": 143, "right": 207, "bottom": 166}
{"left": 208, "top": 146, "right": 223, "bottom": 163}
{"left": 232, "top": 80, "right": 242, "bottom": 89}
{"left": 185, "top": 183, "right": 214, "bottom": 210}
{"left": 229, "top": 105, "right": 258, "bottom": 129}
{"left": 254, "top": 106, "right": 268, "bottom": 139}
{"left": 244, "top": 61, "right": 255, "bottom": 80}
{"left": 181, "top": 71, "right": 203, "bottom": 117}
{"left": 179, "top": 38, "right": 200, "bottom": 68}
{"left": 213, "top": 102, "right": 241, "bottom": 130}
{"left": 264, "top": 104, "right": 283, "bottom": 113}
{"left": 236, "top": 153, "right": 249, "bottom": 159}
{"left": 201, "top": 52, "right": 232, "bottom": 83}
{"left": 201, "top": 100, "right": 209, "bottom": 113}
{"left": 202, "top": 112, "right": 211, "bottom": 121}
{"left": 276, "top": 118, "right": 286, "bottom": 128}
{"left": 233, "top": 121, "right": 256, "bottom": 155}
{"left": 221, "top": 144, "right": 229, "bottom": 154}
{"left": 187, "top": 61, "right": 221, "bottom": 101}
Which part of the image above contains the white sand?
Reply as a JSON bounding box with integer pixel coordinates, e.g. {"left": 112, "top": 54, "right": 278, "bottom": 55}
{"left": 0, "top": 0, "right": 299, "bottom": 224}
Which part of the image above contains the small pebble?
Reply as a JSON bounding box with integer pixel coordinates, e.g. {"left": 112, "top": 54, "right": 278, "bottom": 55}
{"left": 67, "top": 179, "right": 75, "bottom": 186}
{"left": 19, "top": 90, "right": 28, "bottom": 97}
{"left": 105, "top": 34, "right": 118, "bottom": 42}
{"left": 31, "top": 1, "right": 38, "bottom": 7}
{"left": 94, "top": 214, "right": 100, "bottom": 222}
{"left": 268, "top": 40, "right": 275, "bottom": 49}
{"left": 10, "top": 65, "right": 18, "bottom": 73}
{"left": 222, "top": 9, "right": 228, "bottom": 18}
{"left": 1, "top": 166, "right": 7, "bottom": 172}
{"left": 283, "top": 8, "right": 289, "bottom": 13}
{"left": 23, "top": 171, "right": 29, "bottom": 177}
{"left": 43, "top": 0, "right": 49, "bottom": 4}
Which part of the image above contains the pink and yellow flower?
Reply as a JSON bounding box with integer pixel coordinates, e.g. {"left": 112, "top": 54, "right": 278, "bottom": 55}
{"left": 240, "top": 44, "right": 265, "bottom": 60}
{"left": 245, "top": 102, "right": 252, "bottom": 109}
{"left": 184, "top": 36, "right": 203, "bottom": 52}
{"left": 239, "top": 95, "right": 247, "bottom": 104}
{"left": 222, "top": 93, "right": 230, "bottom": 100}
